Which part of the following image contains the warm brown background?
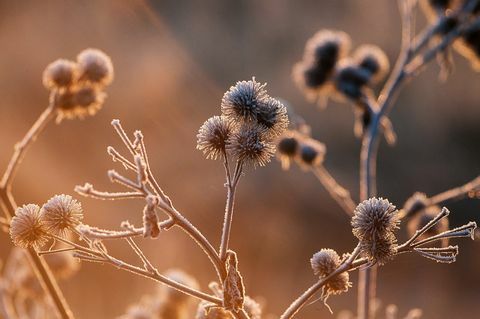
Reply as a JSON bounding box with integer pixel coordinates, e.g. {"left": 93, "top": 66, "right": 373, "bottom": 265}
{"left": 0, "top": 1, "right": 479, "bottom": 318}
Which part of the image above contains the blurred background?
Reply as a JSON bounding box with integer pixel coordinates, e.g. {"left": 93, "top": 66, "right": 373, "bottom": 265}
{"left": 0, "top": 0, "right": 478, "bottom": 318}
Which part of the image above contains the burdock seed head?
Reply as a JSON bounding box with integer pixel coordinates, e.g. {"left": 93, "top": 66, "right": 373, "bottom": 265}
{"left": 402, "top": 192, "right": 429, "bottom": 218}
{"left": 41, "top": 194, "right": 83, "bottom": 235}
{"left": 42, "top": 59, "right": 78, "bottom": 89}
{"left": 293, "top": 30, "right": 351, "bottom": 101}
{"left": 197, "top": 116, "right": 233, "bottom": 160}
{"left": 55, "top": 85, "right": 106, "bottom": 120}
{"left": 353, "top": 45, "right": 390, "bottom": 84}
{"left": 310, "top": 249, "right": 351, "bottom": 297}
{"left": 333, "top": 60, "right": 372, "bottom": 101}
{"left": 256, "top": 97, "right": 289, "bottom": 138}
{"left": 352, "top": 198, "right": 400, "bottom": 264}
{"left": 10, "top": 204, "right": 49, "bottom": 249}
{"left": 221, "top": 78, "right": 268, "bottom": 123}
{"left": 77, "top": 48, "right": 114, "bottom": 86}
{"left": 297, "top": 138, "right": 326, "bottom": 168}
{"left": 228, "top": 123, "right": 276, "bottom": 167}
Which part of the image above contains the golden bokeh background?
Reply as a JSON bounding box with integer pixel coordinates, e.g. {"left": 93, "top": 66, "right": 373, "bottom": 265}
{"left": 0, "top": 1, "right": 479, "bottom": 318}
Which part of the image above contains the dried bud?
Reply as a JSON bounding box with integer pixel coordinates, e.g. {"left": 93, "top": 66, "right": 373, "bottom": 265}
{"left": 43, "top": 59, "right": 78, "bottom": 89}
{"left": 276, "top": 131, "right": 301, "bottom": 170}
{"left": 222, "top": 251, "right": 245, "bottom": 312}
{"left": 310, "top": 249, "right": 351, "bottom": 297}
{"left": 41, "top": 194, "right": 83, "bottom": 235}
{"left": 293, "top": 30, "right": 351, "bottom": 102}
{"left": 197, "top": 116, "right": 233, "bottom": 160}
{"left": 228, "top": 124, "right": 275, "bottom": 167}
{"left": 55, "top": 85, "right": 106, "bottom": 120}
{"left": 143, "top": 196, "right": 160, "bottom": 238}
{"left": 352, "top": 198, "right": 400, "bottom": 264}
{"left": 353, "top": 45, "right": 390, "bottom": 83}
{"left": 296, "top": 138, "right": 326, "bottom": 168}
{"left": 77, "top": 48, "right": 114, "bottom": 86}
{"left": 10, "top": 204, "right": 49, "bottom": 249}
{"left": 221, "top": 78, "right": 268, "bottom": 123}
{"left": 333, "top": 60, "right": 372, "bottom": 101}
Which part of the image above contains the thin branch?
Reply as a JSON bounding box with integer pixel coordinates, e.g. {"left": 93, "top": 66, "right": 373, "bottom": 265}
{"left": 75, "top": 183, "right": 144, "bottom": 200}
{"left": 219, "top": 160, "right": 243, "bottom": 263}
{"left": 0, "top": 101, "right": 56, "bottom": 189}
{"left": 311, "top": 166, "right": 356, "bottom": 216}
{"left": 429, "top": 175, "right": 480, "bottom": 206}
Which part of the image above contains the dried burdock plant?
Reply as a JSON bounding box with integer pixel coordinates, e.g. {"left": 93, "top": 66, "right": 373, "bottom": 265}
{"left": 0, "top": 2, "right": 479, "bottom": 319}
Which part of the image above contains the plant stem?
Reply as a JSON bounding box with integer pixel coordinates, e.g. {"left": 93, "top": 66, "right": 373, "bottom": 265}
{"left": 0, "top": 101, "right": 74, "bottom": 319}
{"left": 280, "top": 244, "right": 362, "bottom": 319}
{"left": 312, "top": 166, "right": 356, "bottom": 216}
{"left": 219, "top": 160, "right": 242, "bottom": 263}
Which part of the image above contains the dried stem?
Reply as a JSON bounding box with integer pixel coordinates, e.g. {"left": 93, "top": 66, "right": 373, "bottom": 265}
{"left": 280, "top": 244, "right": 363, "bottom": 319}
{"left": 219, "top": 157, "right": 243, "bottom": 263}
{"left": 312, "top": 166, "right": 356, "bottom": 216}
{"left": 0, "top": 99, "right": 74, "bottom": 319}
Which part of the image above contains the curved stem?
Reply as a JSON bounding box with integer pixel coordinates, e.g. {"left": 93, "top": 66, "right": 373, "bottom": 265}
{"left": 0, "top": 102, "right": 56, "bottom": 190}
{"left": 312, "top": 166, "right": 356, "bottom": 216}
{"left": 280, "top": 244, "right": 363, "bottom": 319}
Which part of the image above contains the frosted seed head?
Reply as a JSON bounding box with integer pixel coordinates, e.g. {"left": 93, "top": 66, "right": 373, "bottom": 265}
{"left": 77, "top": 48, "right": 114, "bottom": 86}
{"left": 221, "top": 78, "right": 268, "bottom": 123}
{"left": 256, "top": 97, "right": 289, "bottom": 138}
{"left": 352, "top": 198, "right": 400, "bottom": 264}
{"left": 197, "top": 116, "right": 233, "bottom": 160}
{"left": 310, "top": 248, "right": 351, "bottom": 296}
{"left": 55, "top": 85, "right": 106, "bottom": 120}
{"left": 43, "top": 59, "right": 78, "bottom": 89}
{"left": 353, "top": 45, "right": 390, "bottom": 84}
{"left": 41, "top": 194, "right": 83, "bottom": 235}
{"left": 304, "top": 30, "right": 351, "bottom": 71}
{"left": 228, "top": 123, "right": 276, "bottom": 167}
{"left": 10, "top": 204, "right": 49, "bottom": 249}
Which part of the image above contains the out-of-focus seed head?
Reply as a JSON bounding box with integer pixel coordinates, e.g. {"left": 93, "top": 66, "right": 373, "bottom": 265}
{"left": 256, "top": 97, "right": 289, "bottom": 138}
{"left": 42, "top": 59, "right": 78, "bottom": 89}
{"left": 197, "top": 116, "right": 233, "bottom": 160}
{"left": 228, "top": 124, "right": 276, "bottom": 167}
{"left": 196, "top": 301, "right": 232, "bottom": 319}
{"left": 407, "top": 205, "right": 450, "bottom": 247}
{"left": 333, "top": 60, "right": 372, "bottom": 101}
{"left": 221, "top": 79, "right": 268, "bottom": 123}
{"left": 77, "top": 48, "right": 114, "bottom": 86}
{"left": 402, "top": 192, "right": 429, "bottom": 218}
{"left": 353, "top": 45, "right": 390, "bottom": 83}
{"left": 41, "top": 194, "right": 83, "bottom": 235}
{"left": 158, "top": 269, "right": 199, "bottom": 305}
{"left": 293, "top": 30, "right": 351, "bottom": 102}
{"left": 55, "top": 85, "right": 106, "bottom": 120}
{"left": 310, "top": 249, "right": 351, "bottom": 296}
{"left": 45, "top": 251, "right": 80, "bottom": 279}
{"left": 296, "top": 138, "right": 326, "bottom": 168}
{"left": 243, "top": 296, "right": 262, "bottom": 319}
{"left": 10, "top": 204, "right": 49, "bottom": 249}
{"left": 277, "top": 135, "right": 299, "bottom": 157}
{"left": 352, "top": 198, "right": 400, "bottom": 264}
{"left": 454, "top": 26, "right": 480, "bottom": 71}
